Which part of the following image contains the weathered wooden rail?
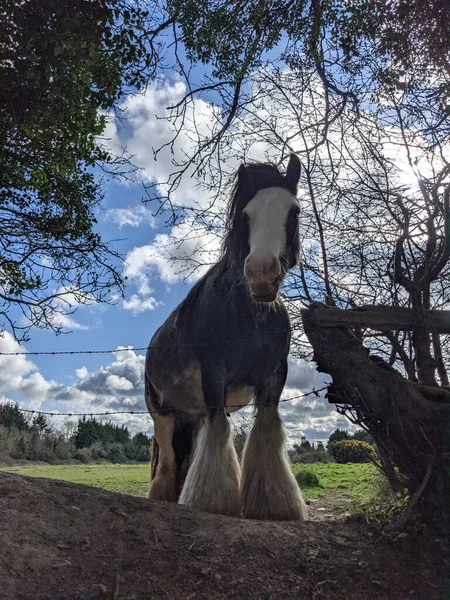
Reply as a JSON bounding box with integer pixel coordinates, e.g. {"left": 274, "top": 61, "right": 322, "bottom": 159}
{"left": 306, "top": 305, "right": 450, "bottom": 334}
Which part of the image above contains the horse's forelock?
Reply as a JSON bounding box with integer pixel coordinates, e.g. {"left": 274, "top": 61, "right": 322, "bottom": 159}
{"left": 221, "top": 162, "right": 295, "bottom": 264}
{"left": 225, "top": 163, "right": 287, "bottom": 230}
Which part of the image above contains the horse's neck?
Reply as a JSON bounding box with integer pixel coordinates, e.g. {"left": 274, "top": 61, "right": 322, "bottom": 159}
{"left": 215, "top": 252, "right": 247, "bottom": 296}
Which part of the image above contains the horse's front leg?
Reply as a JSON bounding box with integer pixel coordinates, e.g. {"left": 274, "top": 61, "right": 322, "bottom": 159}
{"left": 241, "top": 368, "right": 308, "bottom": 521}
{"left": 178, "top": 369, "right": 241, "bottom": 517}
{"left": 148, "top": 412, "right": 177, "bottom": 502}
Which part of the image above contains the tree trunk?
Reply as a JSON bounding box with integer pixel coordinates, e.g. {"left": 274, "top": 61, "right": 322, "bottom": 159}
{"left": 410, "top": 289, "right": 437, "bottom": 386}
{"left": 301, "top": 303, "right": 450, "bottom": 524}
{"left": 432, "top": 333, "right": 449, "bottom": 387}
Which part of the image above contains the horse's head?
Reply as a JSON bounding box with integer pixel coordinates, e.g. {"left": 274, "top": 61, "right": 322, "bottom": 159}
{"left": 234, "top": 154, "right": 301, "bottom": 303}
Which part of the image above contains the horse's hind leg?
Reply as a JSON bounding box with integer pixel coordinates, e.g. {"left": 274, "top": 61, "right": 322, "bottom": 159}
{"left": 178, "top": 370, "right": 240, "bottom": 516}
{"left": 148, "top": 412, "right": 177, "bottom": 502}
{"left": 241, "top": 378, "right": 308, "bottom": 520}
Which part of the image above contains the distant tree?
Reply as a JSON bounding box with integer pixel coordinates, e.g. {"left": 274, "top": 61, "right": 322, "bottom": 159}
{"left": 293, "top": 437, "right": 313, "bottom": 454}
{"left": 73, "top": 417, "right": 97, "bottom": 449}
{"left": 74, "top": 417, "right": 130, "bottom": 449}
{"left": 328, "top": 429, "right": 351, "bottom": 445}
{"left": 132, "top": 432, "right": 149, "bottom": 447}
{"left": 101, "top": 421, "right": 130, "bottom": 445}
{"left": 30, "top": 413, "right": 52, "bottom": 437}
{"left": 0, "top": 401, "right": 29, "bottom": 431}
{"left": 124, "top": 432, "right": 150, "bottom": 462}
{"left": 60, "top": 420, "right": 77, "bottom": 442}
{"left": 300, "top": 438, "right": 312, "bottom": 452}
{"left": 316, "top": 441, "right": 325, "bottom": 452}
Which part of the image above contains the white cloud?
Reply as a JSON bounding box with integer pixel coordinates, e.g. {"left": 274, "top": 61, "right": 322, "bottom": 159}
{"left": 122, "top": 294, "right": 161, "bottom": 315}
{"left": 105, "top": 205, "right": 156, "bottom": 229}
{"left": 49, "top": 348, "right": 151, "bottom": 433}
{"left": 285, "top": 357, "right": 328, "bottom": 392}
{"left": 102, "top": 79, "right": 218, "bottom": 210}
{"left": 0, "top": 333, "right": 35, "bottom": 393}
{"left": 75, "top": 366, "right": 89, "bottom": 380}
{"left": 18, "top": 372, "right": 59, "bottom": 400}
{"left": 106, "top": 374, "right": 134, "bottom": 392}
{"left": 124, "top": 218, "right": 222, "bottom": 287}
{"left": 0, "top": 333, "right": 61, "bottom": 410}
{"left": 49, "top": 312, "right": 89, "bottom": 331}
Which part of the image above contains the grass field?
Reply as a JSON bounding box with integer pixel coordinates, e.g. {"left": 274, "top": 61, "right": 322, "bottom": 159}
{"left": 292, "top": 463, "right": 381, "bottom": 504}
{"left": 1, "top": 463, "right": 151, "bottom": 497}
{"left": 0, "top": 462, "right": 380, "bottom": 507}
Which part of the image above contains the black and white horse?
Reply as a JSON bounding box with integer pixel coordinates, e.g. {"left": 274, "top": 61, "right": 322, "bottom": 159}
{"left": 145, "top": 155, "right": 307, "bottom": 521}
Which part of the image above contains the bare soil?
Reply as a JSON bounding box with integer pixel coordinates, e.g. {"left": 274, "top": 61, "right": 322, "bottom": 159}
{"left": 0, "top": 472, "right": 447, "bottom": 600}
{"left": 306, "top": 491, "right": 352, "bottom": 522}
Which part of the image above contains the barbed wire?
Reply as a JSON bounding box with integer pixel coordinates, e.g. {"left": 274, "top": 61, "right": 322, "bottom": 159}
{"left": 16, "top": 386, "right": 327, "bottom": 418}
{"left": 0, "top": 329, "right": 293, "bottom": 356}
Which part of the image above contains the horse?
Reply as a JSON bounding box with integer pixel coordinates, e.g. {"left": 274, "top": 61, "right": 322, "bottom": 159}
{"left": 145, "top": 154, "right": 307, "bottom": 521}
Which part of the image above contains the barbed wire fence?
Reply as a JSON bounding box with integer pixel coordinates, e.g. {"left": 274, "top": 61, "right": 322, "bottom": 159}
{"left": 0, "top": 328, "right": 294, "bottom": 356}
{"left": 0, "top": 330, "right": 329, "bottom": 423}
{"left": 15, "top": 387, "right": 327, "bottom": 418}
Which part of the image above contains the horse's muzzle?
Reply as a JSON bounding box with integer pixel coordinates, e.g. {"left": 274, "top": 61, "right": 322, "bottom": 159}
{"left": 248, "top": 282, "right": 279, "bottom": 303}
{"left": 244, "top": 254, "right": 281, "bottom": 302}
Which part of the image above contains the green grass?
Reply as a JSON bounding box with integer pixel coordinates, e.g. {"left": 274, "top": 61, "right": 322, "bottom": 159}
{"left": 292, "top": 463, "right": 380, "bottom": 505}
{"left": 0, "top": 463, "right": 150, "bottom": 497}
{"left": 0, "top": 462, "right": 381, "bottom": 507}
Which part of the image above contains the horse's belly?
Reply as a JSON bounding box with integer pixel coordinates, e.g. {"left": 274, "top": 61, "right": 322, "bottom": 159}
{"left": 158, "top": 362, "right": 254, "bottom": 415}
{"left": 226, "top": 386, "right": 255, "bottom": 413}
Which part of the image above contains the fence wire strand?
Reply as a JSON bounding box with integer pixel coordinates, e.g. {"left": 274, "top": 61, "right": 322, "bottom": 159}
{"left": 3, "top": 330, "right": 326, "bottom": 418}
{"left": 16, "top": 387, "right": 327, "bottom": 418}
{"left": 0, "top": 329, "right": 294, "bottom": 356}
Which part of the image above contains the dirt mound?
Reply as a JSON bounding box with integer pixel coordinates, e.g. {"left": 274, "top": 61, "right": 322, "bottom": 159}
{"left": 0, "top": 472, "right": 445, "bottom": 600}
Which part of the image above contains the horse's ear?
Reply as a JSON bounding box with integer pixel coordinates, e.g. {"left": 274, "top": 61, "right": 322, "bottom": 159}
{"left": 285, "top": 154, "right": 301, "bottom": 190}
{"left": 238, "top": 164, "right": 248, "bottom": 183}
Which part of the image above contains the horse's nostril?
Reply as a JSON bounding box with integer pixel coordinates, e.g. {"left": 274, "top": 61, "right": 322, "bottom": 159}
{"left": 245, "top": 255, "right": 280, "bottom": 283}
{"left": 267, "top": 257, "right": 281, "bottom": 279}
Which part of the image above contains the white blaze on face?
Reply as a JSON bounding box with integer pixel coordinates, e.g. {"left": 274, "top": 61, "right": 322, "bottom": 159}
{"left": 243, "top": 186, "right": 298, "bottom": 296}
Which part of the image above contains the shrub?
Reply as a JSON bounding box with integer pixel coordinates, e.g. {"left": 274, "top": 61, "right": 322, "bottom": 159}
{"left": 352, "top": 429, "right": 374, "bottom": 445}
{"left": 72, "top": 448, "right": 93, "bottom": 464}
{"left": 105, "top": 442, "right": 127, "bottom": 463}
{"left": 89, "top": 443, "right": 108, "bottom": 461}
{"left": 0, "top": 425, "right": 18, "bottom": 456}
{"left": 0, "top": 411, "right": 150, "bottom": 464}
{"left": 52, "top": 436, "right": 72, "bottom": 461}
{"left": 331, "top": 440, "right": 376, "bottom": 464}
{"left": 124, "top": 437, "right": 150, "bottom": 462}
{"left": 294, "top": 469, "right": 321, "bottom": 488}
{"left": 293, "top": 450, "right": 329, "bottom": 464}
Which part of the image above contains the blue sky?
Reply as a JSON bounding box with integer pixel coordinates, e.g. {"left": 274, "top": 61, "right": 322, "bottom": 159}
{"left": 0, "top": 54, "right": 357, "bottom": 444}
